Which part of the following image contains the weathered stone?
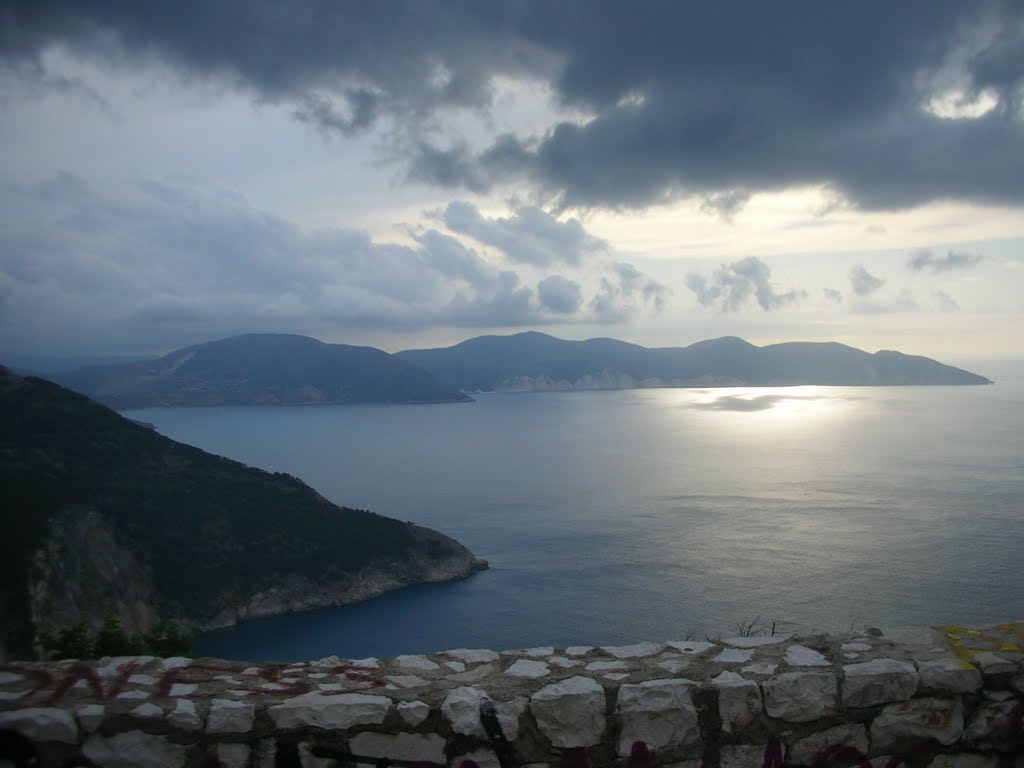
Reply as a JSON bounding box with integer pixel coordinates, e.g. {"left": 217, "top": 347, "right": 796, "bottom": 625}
{"left": 549, "top": 656, "right": 581, "bottom": 668}
{"left": 964, "top": 700, "right": 1021, "bottom": 750}
{"left": 841, "top": 642, "right": 872, "bottom": 652}
{"left": 168, "top": 699, "right": 203, "bottom": 731}
{"left": 505, "top": 659, "right": 550, "bottom": 678}
{"left": 386, "top": 674, "right": 428, "bottom": 688}
{"left": 842, "top": 658, "right": 918, "bottom": 707}
{"left": 788, "top": 723, "right": 868, "bottom": 766}
{"left": 871, "top": 697, "right": 964, "bottom": 750}
{"left": 445, "top": 648, "right": 501, "bottom": 664}
{"left": 349, "top": 657, "right": 379, "bottom": 668}
{"left": 160, "top": 657, "right": 190, "bottom": 671}
{"left": 495, "top": 697, "right": 528, "bottom": 741}
{"left": 658, "top": 659, "right": 689, "bottom": 675}
{"left": 77, "top": 703, "right": 106, "bottom": 733}
{"left": 616, "top": 678, "right": 699, "bottom": 756}
{"left": 521, "top": 646, "right": 555, "bottom": 657}
{"left": 665, "top": 640, "right": 716, "bottom": 655}
{"left": 0, "top": 707, "right": 78, "bottom": 744}
{"left": 762, "top": 671, "right": 837, "bottom": 722}
{"left": 603, "top": 641, "right": 664, "bottom": 658}
{"left": 741, "top": 662, "right": 777, "bottom": 676}
{"left": 128, "top": 674, "right": 157, "bottom": 686}
{"left": 712, "top": 648, "right": 754, "bottom": 664}
{"left": 168, "top": 683, "right": 197, "bottom": 697}
{"left": 442, "top": 686, "right": 489, "bottom": 737}
{"left": 445, "top": 661, "right": 467, "bottom": 672}
{"left": 917, "top": 658, "right": 983, "bottom": 693}
{"left": 785, "top": 644, "right": 830, "bottom": 667}
{"left": 217, "top": 743, "right": 251, "bottom": 768}
{"left": 565, "top": 646, "right": 593, "bottom": 656}
{"left": 451, "top": 664, "right": 498, "bottom": 683}
{"left": 585, "top": 660, "right": 626, "bottom": 672}
{"left": 926, "top": 755, "right": 999, "bottom": 768}
{"left": 721, "top": 744, "right": 771, "bottom": 768}
{"left": 207, "top": 698, "right": 255, "bottom": 734}
{"left": 297, "top": 741, "right": 334, "bottom": 768}
{"left": 530, "top": 675, "right": 606, "bottom": 748}
{"left": 83, "top": 731, "right": 187, "bottom": 768}
{"left": 604, "top": 672, "right": 630, "bottom": 681}
{"left": 269, "top": 692, "right": 391, "bottom": 730}
{"left": 349, "top": 732, "right": 446, "bottom": 764}
{"left": 397, "top": 699, "right": 431, "bottom": 727}
{"left": 712, "top": 671, "right": 762, "bottom": 734}
{"left": 395, "top": 654, "right": 440, "bottom": 672}
{"left": 972, "top": 652, "right": 1017, "bottom": 676}
{"left": 131, "top": 702, "right": 164, "bottom": 720}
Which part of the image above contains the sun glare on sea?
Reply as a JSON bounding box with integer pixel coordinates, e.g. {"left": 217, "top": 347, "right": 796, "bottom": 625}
{"left": 675, "top": 386, "right": 859, "bottom": 435}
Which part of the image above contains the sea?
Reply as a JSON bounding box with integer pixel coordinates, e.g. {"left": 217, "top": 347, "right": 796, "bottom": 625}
{"left": 123, "top": 361, "right": 1024, "bottom": 663}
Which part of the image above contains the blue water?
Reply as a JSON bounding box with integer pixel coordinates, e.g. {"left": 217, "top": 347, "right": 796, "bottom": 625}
{"left": 124, "top": 363, "right": 1024, "bottom": 662}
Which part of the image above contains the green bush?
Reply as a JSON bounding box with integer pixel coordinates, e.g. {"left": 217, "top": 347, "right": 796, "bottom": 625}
{"left": 36, "top": 616, "right": 192, "bottom": 660}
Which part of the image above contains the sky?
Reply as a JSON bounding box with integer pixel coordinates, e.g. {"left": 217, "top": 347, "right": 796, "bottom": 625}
{"left": 1, "top": 1, "right": 1022, "bottom": 368}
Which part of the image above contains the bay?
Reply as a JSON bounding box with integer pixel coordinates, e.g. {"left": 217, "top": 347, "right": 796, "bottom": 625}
{"left": 125, "top": 362, "right": 1024, "bottom": 662}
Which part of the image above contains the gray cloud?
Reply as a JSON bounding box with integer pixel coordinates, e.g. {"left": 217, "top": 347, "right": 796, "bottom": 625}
{"left": 685, "top": 257, "right": 806, "bottom": 313}
{"left": 4, "top": 2, "right": 1023, "bottom": 211}
{"left": 439, "top": 201, "right": 607, "bottom": 267}
{"left": 537, "top": 275, "right": 583, "bottom": 314}
{"left": 908, "top": 249, "right": 984, "bottom": 273}
{"left": 823, "top": 288, "right": 843, "bottom": 304}
{"left": 849, "top": 265, "right": 885, "bottom": 296}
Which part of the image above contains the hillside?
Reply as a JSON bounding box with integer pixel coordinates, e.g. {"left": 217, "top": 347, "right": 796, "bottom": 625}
{"left": 397, "top": 332, "right": 992, "bottom": 391}
{"left": 58, "top": 333, "right": 472, "bottom": 409}
{"left": 0, "top": 367, "right": 487, "bottom": 661}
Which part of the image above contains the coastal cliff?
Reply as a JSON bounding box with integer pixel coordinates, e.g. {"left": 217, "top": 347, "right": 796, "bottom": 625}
{"left": 0, "top": 366, "right": 487, "bottom": 660}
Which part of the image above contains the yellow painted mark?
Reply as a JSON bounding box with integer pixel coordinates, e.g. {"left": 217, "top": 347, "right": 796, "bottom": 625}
{"left": 937, "top": 622, "right": 1024, "bottom": 670}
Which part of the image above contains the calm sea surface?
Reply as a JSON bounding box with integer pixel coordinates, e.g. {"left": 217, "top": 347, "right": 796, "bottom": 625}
{"left": 124, "top": 362, "right": 1024, "bottom": 662}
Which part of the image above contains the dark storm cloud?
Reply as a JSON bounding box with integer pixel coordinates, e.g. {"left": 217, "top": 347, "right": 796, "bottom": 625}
{"left": 685, "top": 257, "right": 806, "bottom": 313}
{"left": 4, "top": 1, "right": 1023, "bottom": 211}
{"left": 908, "top": 249, "right": 985, "bottom": 273}
{"left": 849, "top": 265, "right": 885, "bottom": 296}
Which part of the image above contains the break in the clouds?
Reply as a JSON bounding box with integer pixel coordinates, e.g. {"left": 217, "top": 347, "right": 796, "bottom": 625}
{"left": 849, "top": 266, "right": 886, "bottom": 297}
{"left": 4, "top": 1, "right": 1024, "bottom": 212}
{"left": 685, "top": 257, "right": 806, "bottom": 313}
{"left": 908, "top": 249, "right": 985, "bottom": 273}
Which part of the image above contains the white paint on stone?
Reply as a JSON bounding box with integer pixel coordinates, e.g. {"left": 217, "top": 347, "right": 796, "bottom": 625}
{"left": 83, "top": 731, "right": 187, "bottom": 768}
{"left": 442, "top": 686, "right": 489, "bottom": 737}
{"left": 207, "top": 698, "right": 255, "bottom": 733}
{"left": 349, "top": 732, "right": 446, "bottom": 764}
{"left": 445, "top": 648, "right": 500, "bottom": 664}
{"left": 217, "top": 743, "right": 251, "bottom": 768}
{"left": 168, "top": 683, "right": 197, "bottom": 697}
{"left": 603, "top": 641, "right": 665, "bottom": 658}
{"left": 585, "top": 660, "right": 627, "bottom": 672}
{"left": 395, "top": 655, "right": 440, "bottom": 672}
{"left": 397, "top": 699, "right": 431, "bottom": 727}
{"left": 665, "top": 640, "right": 716, "bottom": 655}
{"left": 785, "top": 644, "right": 830, "bottom": 667}
{"left": 565, "top": 646, "right": 593, "bottom": 656}
{"left": 386, "top": 675, "right": 427, "bottom": 688}
{"left": 269, "top": 692, "right": 391, "bottom": 730}
{"left": 0, "top": 707, "right": 78, "bottom": 744}
{"left": 713, "top": 671, "right": 763, "bottom": 734}
{"left": 168, "top": 699, "right": 203, "bottom": 731}
{"left": 505, "top": 659, "right": 550, "bottom": 679}
{"left": 76, "top": 703, "right": 105, "bottom": 733}
{"left": 871, "top": 697, "right": 964, "bottom": 750}
{"left": 762, "top": 671, "right": 838, "bottom": 722}
{"left": 616, "top": 679, "right": 699, "bottom": 757}
{"left": 788, "top": 723, "right": 868, "bottom": 766}
{"left": 530, "top": 676, "right": 606, "bottom": 748}
{"left": 130, "top": 702, "right": 164, "bottom": 720}
{"left": 713, "top": 648, "right": 754, "bottom": 664}
{"left": 842, "top": 658, "right": 919, "bottom": 707}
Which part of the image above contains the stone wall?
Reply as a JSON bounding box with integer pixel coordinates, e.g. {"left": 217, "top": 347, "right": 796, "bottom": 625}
{"left": 0, "top": 623, "right": 1021, "bottom": 767}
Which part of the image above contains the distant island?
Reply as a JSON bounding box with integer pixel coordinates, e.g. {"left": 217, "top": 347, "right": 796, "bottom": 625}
{"left": 0, "top": 367, "right": 487, "bottom": 661}
{"left": 57, "top": 333, "right": 472, "bottom": 409}
{"left": 397, "top": 332, "right": 992, "bottom": 391}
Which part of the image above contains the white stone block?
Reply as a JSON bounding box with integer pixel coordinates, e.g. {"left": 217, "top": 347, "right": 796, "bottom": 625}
{"left": 585, "top": 660, "right": 627, "bottom": 672}
{"left": 217, "top": 743, "right": 251, "bottom": 768}
{"left": 445, "top": 661, "right": 466, "bottom": 672}
{"left": 160, "top": 657, "right": 191, "bottom": 671}
{"left": 349, "top": 732, "right": 446, "bottom": 764}
{"left": 168, "top": 683, "right": 198, "bottom": 697}
{"left": 445, "top": 648, "right": 501, "bottom": 664}
{"left": 520, "top": 646, "right": 555, "bottom": 657}
{"left": 530, "top": 675, "right": 606, "bottom": 748}
{"left": 842, "top": 658, "right": 918, "bottom": 707}
{"left": 269, "top": 692, "right": 391, "bottom": 730}
{"left": 442, "top": 686, "right": 490, "bottom": 737}
{"left": 604, "top": 672, "right": 630, "bottom": 681}
{"left": 972, "top": 652, "right": 1018, "bottom": 676}
{"left": 841, "top": 642, "right": 872, "bottom": 652}
{"left": 785, "top": 644, "right": 830, "bottom": 667}
{"left": 76, "top": 703, "right": 106, "bottom": 733}
{"left": 396, "top": 654, "right": 440, "bottom": 672}
{"left": 0, "top": 707, "right": 78, "bottom": 744}
{"left": 741, "top": 662, "right": 777, "bottom": 676}
{"left": 131, "top": 702, "right": 165, "bottom": 720}
{"left": 665, "top": 640, "right": 716, "bottom": 655}
{"left": 788, "top": 723, "right": 868, "bottom": 766}
{"left": 713, "top": 671, "right": 762, "bottom": 733}
{"left": 658, "top": 659, "right": 689, "bottom": 675}
{"left": 168, "top": 699, "right": 203, "bottom": 732}
{"left": 616, "top": 678, "right": 699, "bottom": 756}
{"left": 565, "top": 646, "right": 593, "bottom": 656}
{"left": 871, "top": 697, "right": 963, "bottom": 750}
{"left": 603, "top": 641, "right": 664, "bottom": 658}
{"left": 387, "top": 674, "right": 428, "bottom": 688}
{"left": 83, "top": 731, "right": 187, "bottom": 768}
{"left": 713, "top": 648, "right": 754, "bottom": 664}
{"left": 917, "top": 658, "right": 983, "bottom": 693}
{"left": 207, "top": 699, "right": 255, "bottom": 734}
{"left": 397, "top": 699, "right": 431, "bottom": 727}
{"left": 128, "top": 674, "right": 157, "bottom": 686}
{"left": 762, "top": 671, "right": 837, "bottom": 722}
{"left": 505, "top": 659, "right": 550, "bottom": 678}
{"left": 495, "top": 697, "right": 528, "bottom": 741}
